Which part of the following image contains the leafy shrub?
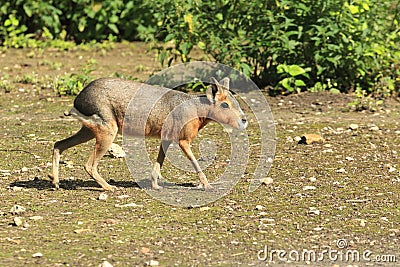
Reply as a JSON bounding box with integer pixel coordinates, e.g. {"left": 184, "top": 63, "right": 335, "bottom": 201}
{"left": 146, "top": 0, "right": 400, "bottom": 94}
{"left": 54, "top": 59, "right": 96, "bottom": 95}
{"left": 1, "top": 0, "right": 399, "bottom": 96}
{"left": 0, "top": 0, "right": 156, "bottom": 44}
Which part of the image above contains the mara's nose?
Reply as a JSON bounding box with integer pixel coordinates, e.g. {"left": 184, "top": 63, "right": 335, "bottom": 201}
{"left": 241, "top": 117, "right": 248, "bottom": 124}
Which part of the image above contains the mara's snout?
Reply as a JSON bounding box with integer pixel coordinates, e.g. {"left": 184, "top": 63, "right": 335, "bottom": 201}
{"left": 238, "top": 116, "right": 248, "bottom": 130}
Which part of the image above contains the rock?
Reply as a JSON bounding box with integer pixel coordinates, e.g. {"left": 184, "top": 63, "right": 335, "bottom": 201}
{"left": 21, "top": 167, "right": 28, "bottom": 172}
{"left": 105, "top": 218, "right": 118, "bottom": 224}
{"left": 13, "top": 217, "right": 24, "bottom": 226}
{"left": 32, "top": 252, "right": 43, "bottom": 258}
{"left": 108, "top": 143, "right": 126, "bottom": 158}
{"left": 260, "top": 177, "right": 273, "bottom": 185}
{"left": 141, "top": 247, "right": 150, "bottom": 254}
{"left": 255, "top": 205, "right": 264, "bottom": 210}
{"left": 309, "top": 177, "right": 317, "bottom": 182}
{"left": 29, "top": 216, "right": 43, "bottom": 221}
{"left": 303, "top": 185, "right": 316, "bottom": 191}
{"left": 308, "top": 207, "right": 320, "bottom": 215}
{"left": 336, "top": 168, "right": 346, "bottom": 173}
{"left": 98, "top": 192, "right": 108, "bottom": 201}
{"left": 149, "top": 260, "right": 159, "bottom": 266}
{"left": 114, "top": 203, "right": 143, "bottom": 208}
{"left": 293, "top": 136, "right": 302, "bottom": 142}
{"left": 74, "top": 228, "right": 90, "bottom": 234}
{"left": 298, "top": 134, "right": 324, "bottom": 145}
{"left": 99, "top": 261, "right": 114, "bottom": 267}
{"left": 10, "top": 205, "right": 26, "bottom": 214}
{"left": 199, "top": 207, "right": 210, "bottom": 211}
{"left": 369, "top": 125, "right": 380, "bottom": 131}
{"left": 349, "top": 124, "right": 359, "bottom": 130}
{"left": 345, "top": 157, "right": 355, "bottom": 161}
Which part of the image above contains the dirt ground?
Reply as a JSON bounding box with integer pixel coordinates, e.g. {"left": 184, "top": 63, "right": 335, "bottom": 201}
{"left": 0, "top": 43, "right": 399, "bottom": 266}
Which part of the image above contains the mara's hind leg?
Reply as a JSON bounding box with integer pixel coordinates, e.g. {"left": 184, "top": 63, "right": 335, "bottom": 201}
{"left": 50, "top": 126, "right": 95, "bottom": 189}
{"left": 85, "top": 123, "right": 118, "bottom": 191}
{"left": 151, "top": 140, "right": 172, "bottom": 190}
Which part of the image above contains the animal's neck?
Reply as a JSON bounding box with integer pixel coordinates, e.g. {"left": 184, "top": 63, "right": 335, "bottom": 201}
{"left": 194, "top": 95, "right": 213, "bottom": 129}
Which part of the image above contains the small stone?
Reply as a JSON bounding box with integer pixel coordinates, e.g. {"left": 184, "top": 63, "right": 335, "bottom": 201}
{"left": 141, "top": 247, "right": 150, "bottom": 254}
{"left": 10, "top": 205, "right": 26, "bottom": 214}
{"left": 309, "top": 207, "right": 320, "bottom": 215}
{"left": 336, "top": 168, "right": 346, "bottom": 173}
{"left": 21, "top": 167, "right": 28, "bottom": 172}
{"left": 149, "top": 260, "right": 159, "bottom": 266}
{"left": 389, "top": 167, "right": 396, "bottom": 173}
{"left": 360, "top": 219, "right": 366, "bottom": 227}
{"left": 303, "top": 185, "right": 316, "bottom": 191}
{"left": 381, "top": 217, "right": 389, "bottom": 222}
{"left": 299, "top": 134, "right": 324, "bottom": 145}
{"left": 255, "top": 205, "right": 264, "bottom": 210}
{"left": 108, "top": 143, "right": 126, "bottom": 158}
{"left": 260, "top": 177, "right": 273, "bottom": 185}
{"left": 29, "top": 216, "right": 43, "bottom": 221}
{"left": 13, "top": 217, "right": 23, "bottom": 226}
{"left": 74, "top": 228, "right": 90, "bottom": 234}
{"left": 99, "top": 261, "right": 113, "bottom": 267}
{"left": 369, "top": 125, "right": 380, "bottom": 131}
{"left": 105, "top": 218, "right": 118, "bottom": 224}
{"left": 32, "top": 252, "right": 43, "bottom": 258}
{"left": 98, "top": 192, "right": 108, "bottom": 201}
{"left": 345, "top": 157, "right": 355, "bottom": 161}
{"left": 114, "top": 203, "right": 143, "bottom": 208}
{"left": 349, "top": 124, "right": 359, "bottom": 130}
{"left": 199, "top": 207, "right": 211, "bottom": 211}
{"left": 309, "top": 177, "right": 317, "bottom": 182}
{"left": 293, "top": 136, "right": 302, "bottom": 142}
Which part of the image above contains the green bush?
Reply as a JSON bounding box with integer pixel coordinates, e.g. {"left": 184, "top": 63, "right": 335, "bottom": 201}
{"left": 147, "top": 0, "right": 400, "bottom": 94}
{"left": 1, "top": 0, "right": 399, "bottom": 95}
{"left": 0, "top": 0, "right": 156, "bottom": 43}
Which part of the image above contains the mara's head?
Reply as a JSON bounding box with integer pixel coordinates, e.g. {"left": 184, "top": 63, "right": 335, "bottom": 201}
{"left": 206, "top": 77, "right": 248, "bottom": 130}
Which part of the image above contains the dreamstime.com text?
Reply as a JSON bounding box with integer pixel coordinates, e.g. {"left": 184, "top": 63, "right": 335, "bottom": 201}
{"left": 257, "top": 240, "right": 397, "bottom": 264}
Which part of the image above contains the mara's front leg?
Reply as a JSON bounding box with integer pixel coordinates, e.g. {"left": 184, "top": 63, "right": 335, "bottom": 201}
{"left": 178, "top": 139, "right": 212, "bottom": 190}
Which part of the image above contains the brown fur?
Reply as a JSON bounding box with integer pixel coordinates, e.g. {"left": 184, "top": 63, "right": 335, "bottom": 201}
{"left": 49, "top": 77, "right": 247, "bottom": 191}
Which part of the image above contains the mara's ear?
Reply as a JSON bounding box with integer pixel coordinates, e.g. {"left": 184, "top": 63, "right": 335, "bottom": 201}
{"left": 219, "top": 77, "right": 230, "bottom": 90}
{"left": 206, "top": 77, "right": 226, "bottom": 103}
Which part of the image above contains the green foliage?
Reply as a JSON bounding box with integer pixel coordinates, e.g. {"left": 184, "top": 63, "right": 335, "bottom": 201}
{"left": 348, "top": 87, "right": 384, "bottom": 112}
{"left": 276, "top": 64, "right": 310, "bottom": 93}
{"left": 0, "top": 0, "right": 399, "bottom": 96}
{"left": 0, "top": 0, "right": 156, "bottom": 44}
{"left": 54, "top": 59, "right": 97, "bottom": 95}
{"left": 0, "top": 74, "right": 13, "bottom": 93}
{"left": 142, "top": 0, "right": 400, "bottom": 95}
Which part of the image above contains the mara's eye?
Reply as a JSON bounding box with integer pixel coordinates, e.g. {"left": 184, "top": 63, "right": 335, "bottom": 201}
{"left": 220, "top": 102, "right": 230, "bottom": 109}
